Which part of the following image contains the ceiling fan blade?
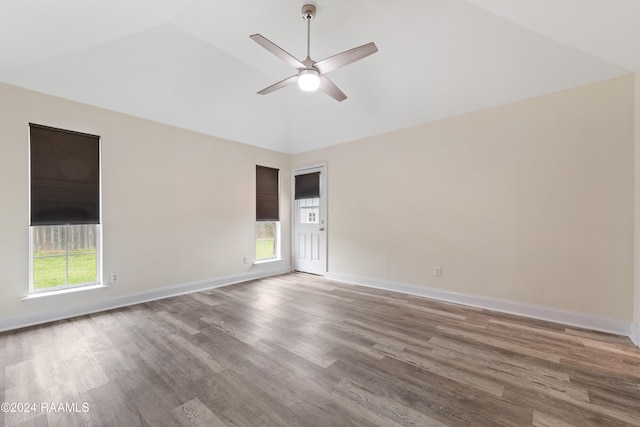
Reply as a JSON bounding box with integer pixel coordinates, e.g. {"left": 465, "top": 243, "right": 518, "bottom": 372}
{"left": 319, "top": 75, "right": 347, "bottom": 102}
{"left": 314, "top": 42, "right": 378, "bottom": 74}
{"left": 257, "top": 75, "right": 298, "bottom": 95}
{"left": 250, "top": 34, "right": 306, "bottom": 70}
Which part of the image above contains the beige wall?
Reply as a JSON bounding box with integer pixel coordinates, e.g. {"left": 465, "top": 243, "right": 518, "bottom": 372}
{"left": 0, "top": 83, "right": 290, "bottom": 319}
{"left": 293, "top": 76, "right": 635, "bottom": 321}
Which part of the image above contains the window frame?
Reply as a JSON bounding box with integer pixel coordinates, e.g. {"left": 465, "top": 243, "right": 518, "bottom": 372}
{"left": 255, "top": 165, "right": 281, "bottom": 263}
{"left": 28, "top": 124, "right": 103, "bottom": 294}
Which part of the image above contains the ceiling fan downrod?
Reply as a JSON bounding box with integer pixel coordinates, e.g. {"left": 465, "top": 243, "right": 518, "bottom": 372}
{"left": 302, "top": 4, "right": 316, "bottom": 61}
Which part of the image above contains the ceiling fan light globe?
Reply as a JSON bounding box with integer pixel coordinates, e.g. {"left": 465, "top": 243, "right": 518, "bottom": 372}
{"left": 298, "top": 69, "right": 320, "bottom": 92}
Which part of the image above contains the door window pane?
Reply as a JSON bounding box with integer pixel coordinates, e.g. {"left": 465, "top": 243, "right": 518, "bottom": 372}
{"left": 298, "top": 198, "right": 320, "bottom": 224}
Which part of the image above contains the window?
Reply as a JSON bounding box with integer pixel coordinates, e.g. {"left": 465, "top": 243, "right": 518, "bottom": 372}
{"left": 29, "top": 124, "right": 101, "bottom": 292}
{"left": 295, "top": 172, "right": 321, "bottom": 225}
{"left": 256, "top": 221, "right": 279, "bottom": 261}
{"left": 32, "top": 225, "right": 98, "bottom": 290}
{"left": 255, "top": 165, "right": 280, "bottom": 261}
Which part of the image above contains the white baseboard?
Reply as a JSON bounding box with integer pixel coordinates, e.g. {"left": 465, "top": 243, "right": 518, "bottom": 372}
{"left": 631, "top": 322, "right": 640, "bottom": 347}
{"left": 326, "top": 272, "right": 632, "bottom": 338}
{"left": 0, "top": 265, "right": 291, "bottom": 333}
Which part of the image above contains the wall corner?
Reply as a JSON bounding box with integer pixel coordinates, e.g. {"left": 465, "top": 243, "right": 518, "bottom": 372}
{"left": 631, "top": 321, "right": 640, "bottom": 347}
{"left": 634, "top": 71, "right": 640, "bottom": 344}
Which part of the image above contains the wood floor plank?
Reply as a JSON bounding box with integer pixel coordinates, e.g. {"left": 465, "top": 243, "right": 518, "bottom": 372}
{"left": 4, "top": 359, "right": 48, "bottom": 426}
{"left": 113, "top": 369, "right": 185, "bottom": 426}
{"left": 79, "top": 380, "right": 146, "bottom": 426}
{"left": 502, "top": 383, "right": 640, "bottom": 427}
{"left": 166, "top": 333, "right": 224, "bottom": 373}
{"left": 532, "top": 410, "right": 577, "bottom": 427}
{"left": 157, "top": 311, "right": 200, "bottom": 336}
{"left": 327, "top": 348, "right": 471, "bottom": 425}
{"left": 172, "top": 398, "right": 226, "bottom": 427}
{"left": 12, "top": 413, "right": 49, "bottom": 427}
{"left": 185, "top": 292, "right": 222, "bottom": 308}
{"left": 376, "top": 342, "right": 506, "bottom": 398}
{"left": 2, "top": 272, "right": 639, "bottom": 426}
{"left": 426, "top": 337, "right": 589, "bottom": 403}
{"left": 336, "top": 377, "right": 450, "bottom": 427}
{"left": 437, "top": 325, "right": 563, "bottom": 363}
{"left": 372, "top": 352, "right": 529, "bottom": 426}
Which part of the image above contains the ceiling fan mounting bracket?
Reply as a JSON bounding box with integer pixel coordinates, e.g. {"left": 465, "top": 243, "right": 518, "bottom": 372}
{"left": 301, "top": 4, "right": 316, "bottom": 21}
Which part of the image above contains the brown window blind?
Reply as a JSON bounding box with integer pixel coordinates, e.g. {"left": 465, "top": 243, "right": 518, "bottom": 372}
{"left": 295, "top": 172, "right": 320, "bottom": 200}
{"left": 30, "top": 124, "right": 100, "bottom": 226}
{"left": 256, "top": 165, "right": 279, "bottom": 221}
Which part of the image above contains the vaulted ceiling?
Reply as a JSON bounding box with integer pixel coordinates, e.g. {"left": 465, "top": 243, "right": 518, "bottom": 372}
{"left": 1, "top": 0, "right": 639, "bottom": 153}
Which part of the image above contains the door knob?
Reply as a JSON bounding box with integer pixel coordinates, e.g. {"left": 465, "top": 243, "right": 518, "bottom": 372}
{"left": 319, "top": 227, "right": 325, "bottom": 231}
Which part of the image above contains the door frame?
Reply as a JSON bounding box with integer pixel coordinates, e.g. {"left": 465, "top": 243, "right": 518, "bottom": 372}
{"left": 291, "top": 163, "right": 327, "bottom": 275}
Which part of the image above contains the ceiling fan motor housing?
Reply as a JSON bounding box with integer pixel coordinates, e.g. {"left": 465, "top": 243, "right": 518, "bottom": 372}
{"left": 302, "top": 4, "right": 316, "bottom": 20}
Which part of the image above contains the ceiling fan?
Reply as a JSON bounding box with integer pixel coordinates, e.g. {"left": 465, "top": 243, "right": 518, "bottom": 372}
{"left": 250, "top": 4, "right": 378, "bottom": 102}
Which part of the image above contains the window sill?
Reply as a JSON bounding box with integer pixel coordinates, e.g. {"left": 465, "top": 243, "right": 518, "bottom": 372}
{"left": 254, "top": 258, "right": 282, "bottom": 266}
{"left": 22, "top": 284, "right": 109, "bottom": 304}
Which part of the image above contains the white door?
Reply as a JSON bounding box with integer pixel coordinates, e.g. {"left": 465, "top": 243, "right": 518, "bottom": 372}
{"left": 293, "top": 166, "right": 326, "bottom": 275}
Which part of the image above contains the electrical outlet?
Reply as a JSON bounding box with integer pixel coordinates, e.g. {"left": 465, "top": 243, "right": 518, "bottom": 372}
{"left": 110, "top": 273, "right": 119, "bottom": 283}
{"left": 243, "top": 256, "right": 249, "bottom": 264}
{"left": 433, "top": 266, "right": 441, "bottom": 277}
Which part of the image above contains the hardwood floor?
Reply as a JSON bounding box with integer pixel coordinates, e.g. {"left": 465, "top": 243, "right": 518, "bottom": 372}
{"left": 1, "top": 273, "right": 639, "bottom": 426}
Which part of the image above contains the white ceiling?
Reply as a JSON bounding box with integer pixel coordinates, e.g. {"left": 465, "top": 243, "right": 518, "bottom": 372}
{"left": 1, "top": 0, "right": 638, "bottom": 154}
